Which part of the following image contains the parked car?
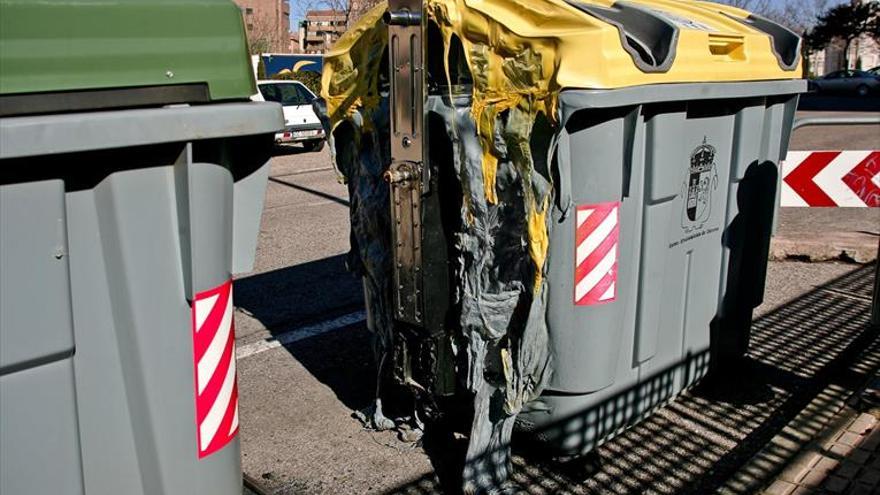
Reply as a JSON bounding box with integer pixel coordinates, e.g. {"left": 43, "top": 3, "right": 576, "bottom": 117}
{"left": 252, "top": 80, "right": 325, "bottom": 151}
{"left": 868, "top": 66, "right": 880, "bottom": 76}
{"left": 809, "top": 70, "right": 880, "bottom": 97}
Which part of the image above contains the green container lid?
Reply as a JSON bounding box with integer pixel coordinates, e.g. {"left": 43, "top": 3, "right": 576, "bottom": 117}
{"left": 0, "top": 0, "right": 256, "bottom": 111}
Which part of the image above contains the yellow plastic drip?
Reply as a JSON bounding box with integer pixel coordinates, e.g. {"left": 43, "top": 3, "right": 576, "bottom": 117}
{"left": 320, "top": 3, "right": 389, "bottom": 132}
{"left": 427, "top": 0, "right": 564, "bottom": 292}
{"left": 528, "top": 195, "right": 551, "bottom": 290}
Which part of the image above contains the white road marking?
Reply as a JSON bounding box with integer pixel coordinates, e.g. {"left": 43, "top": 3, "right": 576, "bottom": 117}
{"left": 272, "top": 166, "right": 334, "bottom": 178}
{"left": 236, "top": 310, "right": 367, "bottom": 360}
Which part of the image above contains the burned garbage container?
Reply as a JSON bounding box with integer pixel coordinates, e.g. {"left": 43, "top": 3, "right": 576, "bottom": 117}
{"left": 0, "top": 1, "right": 283, "bottom": 494}
{"left": 320, "top": 0, "right": 805, "bottom": 491}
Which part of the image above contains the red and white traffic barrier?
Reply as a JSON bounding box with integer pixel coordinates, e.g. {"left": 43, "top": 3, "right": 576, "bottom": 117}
{"left": 782, "top": 151, "right": 880, "bottom": 207}
{"left": 191, "top": 280, "right": 240, "bottom": 459}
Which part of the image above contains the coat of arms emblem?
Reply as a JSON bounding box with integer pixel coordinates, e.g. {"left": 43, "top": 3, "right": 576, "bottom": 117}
{"left": 682, "top": 137, "right": 718, "bottom": 232}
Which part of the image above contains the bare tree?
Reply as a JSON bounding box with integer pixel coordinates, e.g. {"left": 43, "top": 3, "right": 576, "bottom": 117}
{"left": 777, "top": 0, "right": 832, "bottom": 34}
{"left": 713, "top": 0, "right": 775, "bottom": 16}
{"left": 808, "top": 1, "right": 879, "bottom": 69}
{"left": 296, "top": 0, "right": 383, "bottom": 28}
{"left": 348, "top": 0, "right": 383, "bottom": 25}
{"left": 714, "top": 0, "right": 829, "bottom": 32}
{"left": 299, "top": 0, "right": 349, "bottom": 22}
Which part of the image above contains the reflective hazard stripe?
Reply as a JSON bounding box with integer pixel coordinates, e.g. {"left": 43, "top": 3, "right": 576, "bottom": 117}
{"left": 575, "top": 202, "right": 620, "bottom": 306}
{"left": 192, "top": 279, "right": 239, "bottom": 459}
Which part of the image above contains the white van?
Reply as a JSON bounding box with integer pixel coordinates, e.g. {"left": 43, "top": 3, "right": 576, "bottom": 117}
{"left": 252, "top": 80, "right": 325, "bottom": 151}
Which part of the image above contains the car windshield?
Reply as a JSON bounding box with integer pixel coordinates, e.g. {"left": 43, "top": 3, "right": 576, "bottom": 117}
{"left": 258, "top": 83, "right": 314, "bottom": 106}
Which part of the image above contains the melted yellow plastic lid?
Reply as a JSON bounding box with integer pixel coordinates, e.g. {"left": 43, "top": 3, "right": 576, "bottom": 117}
{"left": 321, "top": 0, "right": 802, "bottom": 294}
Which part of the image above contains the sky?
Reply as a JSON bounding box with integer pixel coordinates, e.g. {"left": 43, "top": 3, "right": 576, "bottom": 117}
{"left": 289, "top": 1, "right": 315, "bottom": 28}
{"left": 287, "top": 0, "right": 852, "bottom": 32}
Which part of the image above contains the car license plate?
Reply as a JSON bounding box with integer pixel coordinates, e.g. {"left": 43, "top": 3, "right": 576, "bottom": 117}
{"left": 292, "top": 130, "right": 320, "bottom": 138}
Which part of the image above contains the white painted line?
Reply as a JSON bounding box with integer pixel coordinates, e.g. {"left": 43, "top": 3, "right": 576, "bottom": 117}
{"left": 236, "top": 310, "right": 367, "bottom": 360}
{"left": 272, "top": 166, "right": 334, "bottom": 178}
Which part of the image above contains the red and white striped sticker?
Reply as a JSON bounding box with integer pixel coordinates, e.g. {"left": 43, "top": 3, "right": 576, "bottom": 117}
{"left": 575, "top": 202, "right": 620, "bottom": 306}
{"left": 191, "top": 280, "right": 239, "bottom": 459}
{"left": 782, "top": 151, "right": 880, "bottom": 207}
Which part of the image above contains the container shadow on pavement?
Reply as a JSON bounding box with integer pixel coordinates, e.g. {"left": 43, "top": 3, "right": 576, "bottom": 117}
{"left": 272, "top": 145, "right": 315, "bottom": 157}
{"left": 234, "top": 254, "right": 376, "bottom": 410}
{"left": 268, "top": 176, "right": 351, "bottom": 207}
{"left": 386, "top": 263, "right": 879, "bottom": 495}
{"left": 235, "top": 254, "right": 363, "bottom": 334}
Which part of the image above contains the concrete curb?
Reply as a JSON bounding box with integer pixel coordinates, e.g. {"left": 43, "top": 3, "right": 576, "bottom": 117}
{"left": 771, "top": 231, "right": 879, "bottom": 264}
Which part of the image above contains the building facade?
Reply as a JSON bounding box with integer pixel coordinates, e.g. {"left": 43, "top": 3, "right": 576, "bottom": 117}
{"left": 807, "top": 0, "right": 880, "bottom": 76}
{"left": 234, "top": 0, "right": 291, "bottom": 53}
{"left": 298, "top": 10, "right": 347, "bottom": 54}
{"left": 809, "top": 35, "right": 880, "bottom": 76}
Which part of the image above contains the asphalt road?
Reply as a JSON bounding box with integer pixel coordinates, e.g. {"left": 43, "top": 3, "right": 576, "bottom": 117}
{"left": 798, "top": 94, "right": 880, "bottom": 113}
{"left": 235, "top": 111, "right": 878, "bottom": 494}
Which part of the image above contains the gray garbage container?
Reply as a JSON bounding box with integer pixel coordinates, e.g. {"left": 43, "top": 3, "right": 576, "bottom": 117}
{"left": 0, "top": 1, "right": 283, "bottom": 494}
{"left": 517, "top": 80, "right": 804, "bottom": 456}
{"left": 322, "top": 0, "right": 807, "bottom": 489}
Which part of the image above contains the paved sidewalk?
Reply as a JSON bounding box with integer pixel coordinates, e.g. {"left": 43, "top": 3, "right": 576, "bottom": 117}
{"left": 761, "top": 376, "right": 880, "bottom": 495}
{"left": 771, "top": 209, "right": 879, "bottom": 263}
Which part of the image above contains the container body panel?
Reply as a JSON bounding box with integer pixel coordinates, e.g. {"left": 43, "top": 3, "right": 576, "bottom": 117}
{"left": 0, "top": 179, "right": 84, "bottom": 494}
{"left": 0, "top": 179, "right": 74, "bottom": 370}
{"left": 0, "top": 359, "right": 85, "bottom": 495}
{"left": 0, "top": 104, "right": 278, "bottom": 494}
{"left": 67, "top": 159, "right": 242, "bottom": 495}
{"left": 521, "top": 85, "right": 801, "bottom": 456}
